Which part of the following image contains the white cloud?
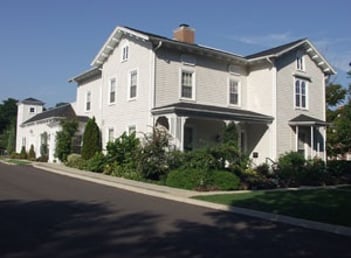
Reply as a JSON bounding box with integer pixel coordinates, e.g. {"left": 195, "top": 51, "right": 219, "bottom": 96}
{"left": 229, "top": 32, "right": 293, "bottom": 47}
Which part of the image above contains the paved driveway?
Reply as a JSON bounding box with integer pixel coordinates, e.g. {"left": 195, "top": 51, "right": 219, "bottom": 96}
{"left": 0, "top": 163, "right": 350, "bottom": 258}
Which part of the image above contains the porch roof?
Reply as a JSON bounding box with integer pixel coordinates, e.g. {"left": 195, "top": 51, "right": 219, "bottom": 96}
{"left": 152, "top": 102, "right": 274, "bottom": 123}
{"left": 288, "top": 114, "right": 327, "bottom": 126}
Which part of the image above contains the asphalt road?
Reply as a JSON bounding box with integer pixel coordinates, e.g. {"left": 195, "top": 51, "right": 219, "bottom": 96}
{"left": 0, "top": 163, "right": 350, "bottom": 258}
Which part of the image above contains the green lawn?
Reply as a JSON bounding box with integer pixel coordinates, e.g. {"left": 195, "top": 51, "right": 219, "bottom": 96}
{"left": 193, "top": 187, "right": 351, "bottom": 227}
{"left": 3, "top": 159, "right": 31, "bottom": 166}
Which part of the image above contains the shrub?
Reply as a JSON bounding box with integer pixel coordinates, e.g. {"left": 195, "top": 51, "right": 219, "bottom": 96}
{"left": 36, "top": 155, "right": 49, "bottom": 162}
{"left": 66, "top": 153, "right": 87, "bottom": 170}
{"left": 299, "top": 158, "right": 326, "bottom": 185}
{"left": 10, "top": 152, "right": 21, "bottom": 159}
{"left": 103, "top": 161, "right": 141, "bottom": 181}
{"left": 28, "top": 144, "right": 36, "bottom": 161}
{"left": 20, "top": 146, "right": 27, "bottom": 159}
{"left": 86, "top": 152, "right": 106, "bottom": 173}
{"left": 277, "top": 151, "right": 305, "bottom": 186}
{"left": 209, "top": 170, "right": 240, "bottom": 190}
{"left": 182, "top": 148, "right": 222, "bottom": 171}
{"left": 136, "top": 127, "right": 170, "bottom": 180}
{"left": 106, "top": 132, "right": 139, "bottom": 166}
{"left": 81, "top": 117, "right": 102, "bottom": 160}
{"left": 166, "top": 168, "right": 211, "bottom": 190}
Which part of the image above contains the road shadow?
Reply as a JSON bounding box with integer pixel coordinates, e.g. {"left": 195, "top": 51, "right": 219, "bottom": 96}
{"left": 0, "top": 199, "right": 350, "bottom": 258}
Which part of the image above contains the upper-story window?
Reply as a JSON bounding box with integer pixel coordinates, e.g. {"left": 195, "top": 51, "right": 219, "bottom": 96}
{"left": 109, "top": 78, "right": 116, "bottom": 104}
{"left": 296, "top": 51, "right": 304, "bottom": 71}
{"left": 229, "top": 79, "right": 239, "bottom": 105}
{"left": 108, "top": 128, "right": 114, "bottom": 142}
{"left": 128, "top": 125, "right": 136, "bottom": 135}
{"left": 295, "top": 78, "right": 307, "bottom": 109}
{"left": 181, "top": 70, "right": 195, "bottom": 99}
{"left": 29, "top": 107, "right": 35, "bottom": 113}
{"left": 129, "top": 70, "right": 137, "bottom": 99}
{"left": 86, "top": 91, "right": 91, "bottom": 111}
{"left": 121, "top": 44, "right": 129, "bottom": 62}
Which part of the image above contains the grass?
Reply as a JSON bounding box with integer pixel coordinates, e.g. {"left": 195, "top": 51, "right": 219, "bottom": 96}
{"left": 3, "top": 159, "right": 32, "bottom": 166}
{"left": 193, "top": 187, "right": 351, "bottom": 227}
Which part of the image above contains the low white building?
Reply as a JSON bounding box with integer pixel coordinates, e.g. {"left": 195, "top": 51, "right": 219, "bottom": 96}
{"left": 16, "top": 24, "right": 335, "bottom": 164}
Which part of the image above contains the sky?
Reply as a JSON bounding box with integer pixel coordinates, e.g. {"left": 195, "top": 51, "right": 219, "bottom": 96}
{"left": 0, "top": 0, "right": 350, "bottom": 108}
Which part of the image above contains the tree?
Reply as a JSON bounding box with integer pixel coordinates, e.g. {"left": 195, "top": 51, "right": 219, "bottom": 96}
{"left": 81, "top": 117, "right": 101, "bottom": 160}
{"left": 6, "top": 121, "right": 16, "bottom": 154}
{"left": 0, "top": 98, "right": 17, "bottom": 150}
{"left": 55, "top": 119, "right": 78, "bottom": 162}
{"left": 326, "top": 69, "right": 351, "bottom": 157}
{"left": 28, "top": 144, "right": 36, "bottom": 161}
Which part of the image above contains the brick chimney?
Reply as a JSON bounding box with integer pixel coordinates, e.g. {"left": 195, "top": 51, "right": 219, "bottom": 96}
{"left": 173, "top": 24, "right": 195, "bottom": 44}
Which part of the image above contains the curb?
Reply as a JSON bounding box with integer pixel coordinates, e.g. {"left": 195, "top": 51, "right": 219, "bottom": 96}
{"left": 33, "top": 163, "right": 351, "bottom": 237}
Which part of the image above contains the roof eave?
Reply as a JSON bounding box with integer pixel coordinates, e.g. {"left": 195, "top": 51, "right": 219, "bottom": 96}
{"left": 91, "top": 26, "right": 150, "bottom": 67}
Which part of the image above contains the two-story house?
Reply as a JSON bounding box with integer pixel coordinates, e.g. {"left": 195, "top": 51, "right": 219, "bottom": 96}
{"left": 16, "top": 24, "right": 335, "bottom": 164}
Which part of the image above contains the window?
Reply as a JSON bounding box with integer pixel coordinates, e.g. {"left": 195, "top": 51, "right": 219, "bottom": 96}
{"left": 121, "top": 45, "right": 129, "bottom": 62}
{"left": 296, "top": 51, "right": 304, "bottom": 71}
{"left": 29, "top": 107, "right": 35, "bottom": 113}
{"left": 108, "top": 128, "right": 114, "bottom": 142}
{"left": 129, "top": 70, "right": 137, "bottom": 99}
{"left": 295, "top": 79, "right": 307, "bottom": 109}
{"left": 181, "top": 70, "right": 194, "bottom": 99}
{"left": 86, "top": 91, "right": 91, "bottom": 111}
{"left": 128, "top": 125, "right": 136, "bottom": 135}
{"left": 109, "top": 78, "right": 116, "bottom": 104}
{"left": 229, "top": 79, "right": 239, "bottom": 105}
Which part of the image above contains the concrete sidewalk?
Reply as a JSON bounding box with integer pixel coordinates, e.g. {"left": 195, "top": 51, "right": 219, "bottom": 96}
{"left": 33, "top": 162, "right": 351, "bottom": 237}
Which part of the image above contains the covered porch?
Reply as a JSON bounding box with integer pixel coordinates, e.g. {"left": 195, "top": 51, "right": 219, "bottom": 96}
{"left": 152, "top": 103, "right": 273, "bottom": 162}
{"left": 289, "top": 114, "right": 327, "bottom": 161}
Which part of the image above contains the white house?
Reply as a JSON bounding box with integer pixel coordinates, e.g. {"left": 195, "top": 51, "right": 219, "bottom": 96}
{"left": 16, "top": 24, "right": 335, "bottom": 164}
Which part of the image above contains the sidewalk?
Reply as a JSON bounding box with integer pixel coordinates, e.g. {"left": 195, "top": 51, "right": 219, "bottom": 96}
{"left": 33, "top": 162, "right": 351, "bottom": 237}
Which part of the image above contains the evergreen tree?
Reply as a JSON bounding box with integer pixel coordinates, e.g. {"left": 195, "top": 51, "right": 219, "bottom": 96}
{"left": 81, "top": 117, "right": 101, "bottom": 160}
{"left": 6, "top": 121, "right": 16, "bottom": 154}
{"left": 28, "top": 144, "right": 36, "bottom": 161}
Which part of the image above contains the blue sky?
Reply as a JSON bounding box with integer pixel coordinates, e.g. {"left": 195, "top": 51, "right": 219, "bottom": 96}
{"left": 0, "top": 0, "right": 350, "bottom": 107}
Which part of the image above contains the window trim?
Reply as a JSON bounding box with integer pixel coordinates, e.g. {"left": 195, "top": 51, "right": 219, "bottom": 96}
{"left": 228, "top": 78, "right": 240, "bottom": 106}
{"left": 85, "top": 91, "right": 91, "bottom": 112}
{"left": 107, "top": 127, "right": 114, "bottom": 143}
{"left": 29, "top": 107, "right": 35, "bottom": 113}
{"left": 108, "top": 77, "right": 117, "bottom": 104}
{"left": 128, "top": 125, "right": 136, "bottom": 135}
{"left": 294, "top": 78, "right": 308, "bottom": 110}
{"left": 121, "top": 42, "right": 129, "bottom": 62}
{"left": 179, "top": 68, "right": 196, "bottom": 101}
{"left": 296, "top": 50, "right": 305, "bottom": 71}
{"left": 128, "top": 69, "right": 138, "bottom": 100}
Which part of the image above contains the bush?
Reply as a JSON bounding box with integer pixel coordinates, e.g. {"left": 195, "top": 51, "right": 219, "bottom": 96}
{"left": 136, "top": 127, "right": 170, "bottom": 180}
{"left": 209, "top": 170, "right": 240, "bottom": 190}
{"left": 299, "top": 158, "right": 327, "bottom": 185}
{"left": 66, "top": 153, "right": 87, "bottom": 170}
{"left": 20, "top": 146, "right": 27, "bottom": 159}
{"left": 166, "top": 168, "right": 211, "bottom": 190}
{"left": 28, "top": 144, "right": 36, "bottom": 161}
{"left": 182, "top": 148, "right": 222, "bottom": 171}
{"left": 277, "top": 151, "right": 305, "bottom": 186}
{"left": 85, "top": 152, "right": 106, "bottom": 173}
{"left": 103, "top": 161, "right": 142, "bottom": 181}
{"left": 106, "top": 132, "right": 139, "bottom": 166}
{"left": 81, "top": 117, "right": 101, "bottom": 160}
{"left": 36, "top": 155, "right": 49, "bottom": 162}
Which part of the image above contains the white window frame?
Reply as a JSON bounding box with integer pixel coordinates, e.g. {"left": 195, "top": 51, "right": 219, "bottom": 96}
{"left": 294, "top": 78, "right": 308, "bottom": 109}
{"left": 128, "top": 69, "right": 138, "bottom": 100}
{"left": 85, "top": 91, "right": 91, "bottom": 111}
{"left": 296, "top": 50, "right": 305, "bottom": 71}
{"left": 128, "top": 125, "right": 136, "bottom": 135}
{"left": 228, "top": 78, "right": 240, "bottom": 106}
{"left": 109, "top": 78, "right": 117, "bottom": 104}
{"left": 121, "top": 42, "right": 129, "bottom": 62}
{"left": 179, "top": 69, "right": 195, "bottom": 100}
{"left": 108, "top": 128, "right": 114, "bottom": 143}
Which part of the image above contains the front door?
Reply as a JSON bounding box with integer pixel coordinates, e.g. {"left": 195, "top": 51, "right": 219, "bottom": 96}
{"left": 298, "top": 131, "right": 306, "bottom": 158}
{"left": 184, "top": 127, "right": 193, "bottom": 151}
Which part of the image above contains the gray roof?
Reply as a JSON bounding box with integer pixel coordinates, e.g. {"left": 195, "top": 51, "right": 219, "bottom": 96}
{"left": 23, "top": 104, "right": 89, "bottom": 125}
{"left": 20, "top": 98, "right": 45, "bottom": 106}
{"left": 289, "top": 114, "right": 326, "bottom": 126}
{"left": 246, "top": 39, "right": 306, "bottom": 59}
{"left": 152, "top": 102, "right": 273, "bottom": 123}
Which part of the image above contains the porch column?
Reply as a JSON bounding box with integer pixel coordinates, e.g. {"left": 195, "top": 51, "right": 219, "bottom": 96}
{"left": 310, "top": 125, "right": 314, "bottom": 158}
{"left": 295, "top": 125, "right": 299, "bottom": 152}
{"left": 176, "top": 116, "right": 188, "bottom": 151}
